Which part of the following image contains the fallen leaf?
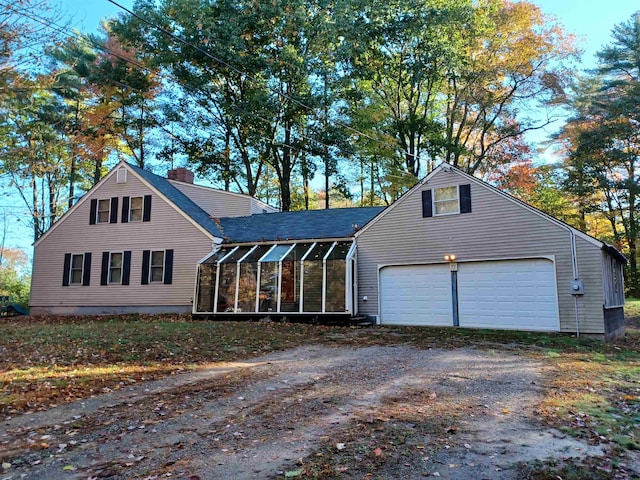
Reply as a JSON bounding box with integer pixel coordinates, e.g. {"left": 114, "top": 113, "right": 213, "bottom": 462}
{"left": 284, "top": 469, "right": 303, "bottom": 478}
{"left": 62, "top": 465, "right": 76, "bottom": 471}
{"left": 502, "top": 409, "right": 510, "bottom": 415}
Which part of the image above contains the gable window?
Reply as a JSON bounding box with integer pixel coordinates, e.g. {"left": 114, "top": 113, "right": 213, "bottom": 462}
{"left": 129, "top": 197, "right": 143, "bottom": 222}
{"left": 422, "top": 184, "right": 471, "bottom": 218}
{"left": 97, "top": 199, "right": 111, "bottom": 223}
{"left": 62, "top": 252, "right": 92, "bottom": 286}
{"left": 90, "top": 197, "right": 119, "bottom": 224}
{"left": 121, "top": 195, "right": 152, "bottom": 223}
{"left": 433, "top": 186, "right": 459, "bottom": 215}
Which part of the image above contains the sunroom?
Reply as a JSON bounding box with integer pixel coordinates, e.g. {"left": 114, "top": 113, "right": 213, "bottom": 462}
{"left": 194, "top": 240, "right": 357, "bottom": 316}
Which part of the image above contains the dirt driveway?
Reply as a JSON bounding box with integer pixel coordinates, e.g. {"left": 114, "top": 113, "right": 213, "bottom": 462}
{"left": 1, "top": 345, "right": 604, "bottom": 479}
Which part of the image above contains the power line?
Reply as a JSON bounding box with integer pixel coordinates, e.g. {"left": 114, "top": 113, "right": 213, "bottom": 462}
{"left": 106, "top": 0, "right": 415, "bottom": 160}
{"left": 0, "top": 0, "right": 349, "bottom": 161}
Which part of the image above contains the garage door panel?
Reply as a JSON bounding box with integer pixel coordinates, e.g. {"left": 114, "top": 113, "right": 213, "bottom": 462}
{"left": 380, "top": 265, "right": 451, "bottom": 326}
{"left": 457, "top": 259, "right": 559, "bottom": 331}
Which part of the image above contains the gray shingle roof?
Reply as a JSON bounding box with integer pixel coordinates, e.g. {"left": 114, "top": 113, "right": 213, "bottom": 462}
{"left": 128, "top": 162, "right": 385, "bottom": 243}
{"left": 217, "top": 207, "right": 386, "bottom": 243}
{"left": 127, "top": 163, "right": 224, "bottom": 237}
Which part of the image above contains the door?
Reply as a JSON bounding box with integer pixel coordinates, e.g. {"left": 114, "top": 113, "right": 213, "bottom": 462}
{"left": 457, "top": 259, "right": 559, "bottom": 331}
{"left": 379, "top": 264, "right": 452, "bottom": 325}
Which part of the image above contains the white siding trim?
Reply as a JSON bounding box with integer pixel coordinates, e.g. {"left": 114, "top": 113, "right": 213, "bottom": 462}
{"left": 34, "top": 162, "right": 123, "bottom": 247}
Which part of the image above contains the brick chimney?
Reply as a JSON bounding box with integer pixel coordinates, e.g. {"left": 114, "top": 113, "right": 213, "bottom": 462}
{"left": 167, "top": 167, "right": 195, "bottom": 184}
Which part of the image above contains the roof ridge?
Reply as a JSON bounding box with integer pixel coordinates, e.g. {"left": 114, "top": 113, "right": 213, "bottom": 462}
{"left": 126, "top": 162, "right": 223, "bottom": 237}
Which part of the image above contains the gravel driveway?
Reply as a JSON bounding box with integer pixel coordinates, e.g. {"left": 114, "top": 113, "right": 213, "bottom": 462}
{"left": 1, "top": 345, "right": 603, "bottom": 479}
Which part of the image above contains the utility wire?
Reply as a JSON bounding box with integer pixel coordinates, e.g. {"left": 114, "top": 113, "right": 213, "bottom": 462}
{"left": 0, "top": 0, "right": 349, "bottom": 161}
{"left": 106, "top": 0, "right": 415, "bottom": 160}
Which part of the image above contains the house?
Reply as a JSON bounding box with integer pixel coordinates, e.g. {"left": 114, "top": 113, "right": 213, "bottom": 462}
{"left": 192, "top": 163, "right": 626, "bottom": 340}
{"left": 30, "top": 161, "right": 626, "bottom": 340}
{"left": 29, "top": 161, "right": 277, "bottom": 315}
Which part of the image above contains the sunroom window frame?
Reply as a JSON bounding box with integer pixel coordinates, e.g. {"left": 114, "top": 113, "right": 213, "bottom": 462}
{"left": 199, "top": 240, "right": 355, "bottom": 316}
{"left": 234, "top": 245, "right": 258, "bottom": 312}
{"left": 213, "top": 246, "right": 239, "bottom": 313}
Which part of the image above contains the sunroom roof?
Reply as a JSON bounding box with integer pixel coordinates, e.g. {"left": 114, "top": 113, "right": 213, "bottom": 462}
{"left": 215, "top": 206, "right": 385, "bottom": 243}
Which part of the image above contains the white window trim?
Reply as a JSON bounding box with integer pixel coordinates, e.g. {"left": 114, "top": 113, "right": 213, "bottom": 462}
{"left": 97, "top": 198, "right": 111, "bottom": 223}
{"left": 69, "top": 253, "right": 85, "bottom": 285}
{"left": 129, "top": 196, "right": 144, "bottom": 222}
{"left": 149, "top": 249, "right": 166, "bottom": 283}
{"left": 432, "top": 185, "right": 460, "bottom": 217}
{"left": 108, "top": 251, "right": 124, "bottom": 285}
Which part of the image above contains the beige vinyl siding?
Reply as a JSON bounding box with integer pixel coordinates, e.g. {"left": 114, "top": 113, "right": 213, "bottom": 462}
{"left": 251, "top": 199, "right": 279, "bottom": 214}
{"left": 573, "top": 236, "right": 606, "bottom": 332}
{"left": 170, "top": 181, "right": 265, "bottom": 218}
{"left": 30, "top": 173, "right": 213, "bottom": 311}
{"left": 356, "top": 168, "right": 606, "bottom": 334}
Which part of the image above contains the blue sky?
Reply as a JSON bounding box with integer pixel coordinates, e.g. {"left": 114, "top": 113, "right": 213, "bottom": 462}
{"left": 4, "top": 0, "right": 640, "bottom": 254}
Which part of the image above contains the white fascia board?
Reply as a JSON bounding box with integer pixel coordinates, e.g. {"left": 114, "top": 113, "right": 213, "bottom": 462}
{"left": 355, "top": 162, "right": 603, "bottom": 251}
{"left": 457, "top": 169, "right": 603, "bottom": 249}
{"left": 125, "top": 164, "right": 218, "bottom": 241}
{"left": 354, "top": 163, "right": 446, "bottom": 238}
{"left": 35, "top": 160, "right": 221, "bottom": 247}
{"left": 34, "top": 160, "right": 127, "bottom": 247}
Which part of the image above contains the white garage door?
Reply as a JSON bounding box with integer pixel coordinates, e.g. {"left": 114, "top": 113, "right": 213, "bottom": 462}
{"left": 379, "top": 264, "right": 451, "bottom": 326}
{"left": 458, "top": 259, "right": 559, "bottom": 331}
{"left": 379, "top": 259, "right": 559, "bottom": 331}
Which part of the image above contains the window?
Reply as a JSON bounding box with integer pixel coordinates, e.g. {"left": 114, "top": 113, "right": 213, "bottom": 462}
{"left": 150, "top": 251, "right": 165, "bottom": 282}
{"left": 129, "top": 197, "right": 143, "bottom": 222}
{"left": 97, "top": 199, "right": 111, "bottom": 223}
{"left": 141, "top": 249, "right": 173, "bottom": 285}
{"left": 101, "top": 251, "right": 131, "bottom": 286}
{"left": 70, "top": 254, "right": 84, "bottom": 285}
{"left": 63, "top": 252, "right": 91, "bottom": 286}
{"left": 109, "top": 252, "right": 123, "bottom": 284}
{"left": 433, "top": 186, "right": 459, "bottom": 215}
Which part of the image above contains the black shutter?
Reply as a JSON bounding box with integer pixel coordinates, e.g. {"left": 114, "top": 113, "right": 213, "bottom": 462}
{"left": 122, "top": 251, "right": 131, "bottom": 285}
{"left": 101, "top": 252, "right": 110, "bottom": 285}
{"left": 89, "top": 199, "right": 97, "bottom": 225}
{"left": 164, "top": 249, "right": 174, "bottom": 285}
{"left": 142, "top": 195, "right": 152, "bottom": 222}
{"left": 141, "top": 250, "right": 150, "bottom": 284}
{"left": 459, "top": 184, "right": 472, "bottom": 213}
{"left": 62, "top": 253, "right": 71, "bottom": 286}
{"left": 121, "top": 196, "right": 130, "bottom": 223}
{"left": 110, "top": 197, "right": 119, "bottom": 223}
{"left": 82, "top": 253, "right": 92, "bottom": 286}
{"left": 421, "top": 190, "right": 433, "bottom": 217}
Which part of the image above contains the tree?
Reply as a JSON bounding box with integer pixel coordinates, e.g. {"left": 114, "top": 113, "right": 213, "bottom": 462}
{"left": 559, "top": 11, "right": 640, "bottom": 295}
{"left": 443, "top": 0, "right": 575, "bottom": 174}
{"left": 0, "top": 75, "right": 72, "bottom": 240}
{"left": 0, "top": 247, "right": 30, "bottom": 309}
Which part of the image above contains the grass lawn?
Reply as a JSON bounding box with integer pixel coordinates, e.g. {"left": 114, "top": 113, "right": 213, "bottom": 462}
{"left": 1, "top": 310, "right": 638, "bottom": 476}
